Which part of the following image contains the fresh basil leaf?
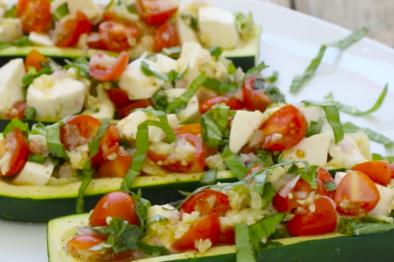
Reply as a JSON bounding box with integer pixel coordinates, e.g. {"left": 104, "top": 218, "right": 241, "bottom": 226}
{"left": 65, "top": 57, "right": 89, "bottom": 78}
{"left": 53, "top": 2, "right": 69, "bottom": 21}
{"left": 201, "top": 104, "right": 230, "bottom": 147}
{"left": 210, "top": 47, "right": 223, "bottom": 59}
{"left": 131, "top": 191, "right": 151, "bottom": 232}
{"left": 221, "top": 147, "right": 248, "bottom": 180}
{"left": 246, "top": 62, "right": 268, "bottom": 76}
{"left": 325, "top": 84, "right": 388, "bottom": 116}
{"left": 88, "top": 120, "right": 111, "bottom": 157}
{"left": 261, "top": 183, "right": 275, "bottom": 208}
{"left": 227, "top": 62, "right": 237, "bottom": 75}
{"left": 28, "top": 154, "right": 46, "bottom": 164}
{"left": 338, "top": 218, "right": 394, "bottom": 236}
{"left": 161, "top": 47, "right": 181, "bottom": 59}
{"left": 330, "top": 26, "right": 369, "bottom": 50}
{"left": 372, "top": 153, "right": 394, "bottom": 163}
{"left": 151, "top": 89, "right": 169, "bottom": 111}
{"left": 255, "top": 150, "right": 274, "bottom": 167}
{"left": 22, "top": 65, "right": 53, "bottom": 88}
{"left": 4, "top": 5, "right": 16, "bottom": 18}
{"left": 141, "top": 60, "right": 168, "bottom": 81}
{"left": 166, "top": 74, "right": 207, "bottom": 113}
{"left": 24, "top": 107, "right": 37, "bottom": 120}
{"left": 266, "top": 71, "right": 279, "bottom": 84}
{"left": 249, "top": 213, "right": 284, "bottom": 249}
{"left": 264, "top": 86, "right": 286, "bottom": 103}
{"left": 127, "top": 4, "right": 137, "bottom": 14}
{"left": 324, "top": 181, "right": 337, "bottom": 192}
{"left": 3, "top": 119, "right": 29, "bottom": 135}
{"left": 138, "top": 242, "right": 169, "bottom": 256}
{"left": 200, "top": 170, "right": 218, "bottom": 185}
{"left": 204, "top": 78, "right": 238, "bottom": 94}
{"left": 300, "top": 165, "right": 318, "bottom": 189}
{"left": 76, "top": 163, "right": 93, "bottom": 213}
{"left": 235, "top": 223, "right": 255, "bottom": 262}
{"left": 306, "top": 118, "right": 324, "bottom": 137}
{"left": 45, "top": 122, "right": 67, "bottom": 159}
{"left": 343, "top": 122, "right": 394, "bottom": 149}
{"left": 0, "top": 36, "right": 32, "bottom": 51}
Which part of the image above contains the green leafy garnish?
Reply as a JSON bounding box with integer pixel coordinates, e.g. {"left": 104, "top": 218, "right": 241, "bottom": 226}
{"left": 132, "top": 191, "right": 151, "bottom": 231}
{"left": 221, "top": 147, "right": 248, "bottom": 180}
{"left": 325, "top": 84, "right": 388, "bottom": 116}
{"left": 235, "top": 223, "right": 255, "bottom": 262}
{"left": 0, "top": 36, "right": 32, "bottom": 51}
{"left": 343, "top": 122, "right": 394, "bottom": 149}
{"left": 53, "top": 2, "right": 69, "bottom": 21}
{"left": 88, "top": 120, "right": 111, "bottom": 157}
{"left": 324, "top": 181, "right": 337, "bottom": 192}
{"left": 249, "top": 214, "right": 284, "bottom": 249}
{"left": 246, "top": 62, "right": 268, "bottom": 76}
{"left": 161, "top": 47, "right": 181, "bottom": 59}
{"left": 339, "top": 218, "right": 394, "bottom": 236}
{"left": 306, "top": 118, "right": 324, "bottom": 137}
{"left": 181, "top": 14, "right": 199, "bottom": 31}
{"left": 24, "top": 107, "right": 37, "bottom": 120}
{"left": 210, "top": 47, "right": 223, "bottom": 59}
{"left": 200, "top": 170, "right": 218, "bottom": 185}
{"left": 151, "top": 89, "right": 169, "bottom": 111}
{"left": 28, "top": 154, "right": 46, "bottom": 164}
{"left": 76, "top": 163, "right": 93, "bottom": 213}
{"left": 141, "top": 61, "right": 168, "bottom": 81}
{"left": 3, "top": 119, "right": 29, "bottom": 135}
{"left": 65, "top": 57, "right": 89, "bottom": 78}
{"left": 372, "top": 153, "right": 394, "bottom": 163}
{"left": 255, "top": 150, "right": 274, "bottom": 167}
{"left": 4, "top": 5, "right": 16, "bottom": 18}
{"left": 22, "top": 66, "right": 53, "bottom": 88}
{"left": 138, "top": 242, "right": 170, "bottom": 256}
{"left": 201, "top": 104, "right": 230, "bottom": 147}
{"left": 203, "top": 77, "right": 238, "bottom": 94}
{"left": 331, "top": 26, "right": 369, "bottom": 50}
{"left": 45, "top": 122, "right": 67, "bottom": 159}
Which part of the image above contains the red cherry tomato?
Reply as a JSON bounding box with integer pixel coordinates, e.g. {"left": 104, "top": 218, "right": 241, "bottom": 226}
{"left": 60, "top": 115, "right": 101, "bottom": 151}
{"left": 260, "top": 104, "right": 307, "bottom": 151}
{"left": 180, "top": 189, "right": 230, "bottom": 216}
{"left": 98, "top": 21, "right": 139, "bottom": 52}
{"left": 153, "top": 22, "right": 180, "bottom": 52}
{"left": 97, "top": 149, "right": 132, "bottom": 178}
{"left": 54, "top": 11, "right": 92, "bottom": 47}
{"left": 335, "top": 171, "right": 380, "bottom": 216}
{"left": 106, "top": 89, "right": 131, "bottom": 109}
{"left": 242, "top": 75, "right": 272, "bottom": 111}
{"left": 117, "top": 99, "right": 152, "bottom": 119}
{"left": 0, "top": 129, "right": 29, "bottom": 177}
{"left": 67, "top": 234, "right": 105, "bottom": 259}
{"left": 287, "top": 197, "right": 337, "bottom": 236}
{"left": 200, "top": 96, "right": 244, "bottom": 114}
{"left": 172, "top": 213, "right": 221, "bottom": 251}
{"left": 89, "top": 191, "right": 139, "bottom": 226}
{"left": 175, "top": 123, "right": 202, "bottom": 136}
{"left": 24, "top": 49, "right": 48, "bottom": 71}
{"left": 220, "top": 226, "right": 235, "bottom": 245}
{"left": 3, "top": 101, "right": 26, "bottom": 120}
{"left": 352, "top": 160, "right": 391, "bottom": 186}
{"left": 316, "top": 167, "right": 336, "bottom": 198}
{"left": 390, "top": 163, "right": 394, "bottom": 178}
{"left": 91, "top": 125, "right": 121, "bottom": 167}
{"left": 273, "top": 176, "right": 309, "bottom": 212}
{"left": 86, "top": 33, "right": 107, "bottom": 50}
{"left": 16, "top": 0, "right": 51, "bottom": 33}
{"left": 136, "top": 0, "right": 178, "bottom": 26}
{"left": 89, "top": 52, "right": 129, "bottom": 81}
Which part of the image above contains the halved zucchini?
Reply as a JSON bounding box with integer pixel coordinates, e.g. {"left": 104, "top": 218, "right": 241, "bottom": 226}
{"left": 0, "top": 171, "right": 236, "bottom": 223}
{"left": 48, "top": 213, "right": 394, "bottom": 262}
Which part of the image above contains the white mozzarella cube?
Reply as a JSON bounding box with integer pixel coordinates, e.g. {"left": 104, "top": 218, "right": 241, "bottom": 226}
{"left": 369, "top": 185, "right": 394, "bottom": 217}
{"left": 13, "top": 161, "right": 55, "bottom": 186}
{"left": 84, "top": 86, "right": 115, "bottom": 119}
{"left": 176, "top": 17, "right": 198, "bottom": 44}
{"left": 0, "top": 18, "right": 23, "bottom": 42}
{"left": 0, "top": 59, "right": 25, "bottom": 113}
{"left": 29, "top": 32, "right": 54, "bottom": 46}
{"left": 66, "top": 0, "right": 101, "bottom": 22}
{"left": 119, "top": 55, "right": 177, "bottom": 100}
{"left": 281, "top": 133, "right": 332, "bottom": 166}
{"left": 198, "top": 6, "right": 239, "bottom": 49}
{"left": 229, "top": 110, "right": 265, "bottom": 153}
{"left": 26, "top": 75, "right": 87, "bottom": 121}
{"left": 117, "top": 110, "right": 179, "bottom": 142}
{"left": 165, "top": 88, "right": 199, "bottom": 123}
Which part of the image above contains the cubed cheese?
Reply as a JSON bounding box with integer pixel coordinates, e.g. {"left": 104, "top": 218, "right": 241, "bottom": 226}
{"left": 13, "top": 161, "right": 55, "bottom": 186}
{"left": 198, "top": 6, "right": 239, "bottom": 49}
{"left": 281, "top": 133, "right": 332, "bottom": 166}
{"left": 29, "top": 32, "right": 54, "bottom": 46}
{"left": 119, "top": 55, "right": 177, "bottom": 100}
{"left": 26, "top": 74, "right": 87, "bottom": 121}
{"left": 369, "top": 184, "right": 394, "bottom": 217}
{"left": 66, "top": 0, "right": 101, "bottom": 22}
{"left": 0, "top": 18, "right": 23, "bottom": 42}
{"left": 297, "top": 105, "right": 333, "bottom": 135}
{"left": 0, "top": 59, "right": 25, "bottom": 113}
{"left": 165, "top": 88, "right": 199, "bottom": 123}
{"left": 229, "top": 110, "right": 264, "bottom": 153}
{"left": 84, "top": 86, "right": 115, "bottom": 119}
{"left": 117, "top": 110, "right": 179, "bottom": 142}
{"left": 176, "top": 17, "right": 198, "bottom": 44}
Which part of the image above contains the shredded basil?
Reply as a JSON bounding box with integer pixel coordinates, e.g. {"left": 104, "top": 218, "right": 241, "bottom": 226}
{"left": 53, "top": 2, "right": 69, "bottom": 21}
{"left": 249, "top": 214, "right": 284, "bottom": 249}
{"left": 201, "top": 104, "right": 230, "bottom": 147}
{"left": 28, "top": 154, "right": 46, "bottom": 164}
{"left": 3, "top": 119, "right": 29, "bottom": 135}
{"left": 181, "top": 14, "right": 199, "bottom": 31}
{"left": 306, "top": 118, "right": 324, "bottom": 137}
{"left": 210, "top": 47, "right": 223, "bottom": 59}
{"left": 330, "top": 26, "right": 369, "bottom": 50}
{"left": 325, "top": 84, "right": 388, "bottom": 116}
{"left": 255, "top": 150, "right": 274, "bottom": 167}
{"left": 221, "top": 147, "right": 248, "bottom": 180}
{"left": 372, "top": 153, "right": 394, "bottom": 163}
{"left": 24, "top": 107, "right": 37, "bottom": 120}
{"left": 235, "top": 223, "right": 255, "bottom": 262}
{"left": 343, "top": 122, "right": 394, "bottom": 149}
{"left": 4, "top": 5, "right": 16, "bottom": 18}
{"left": 151, "top": 89, "right": 169, "bottom": 111}
{"left": 45, "top": 122, "right": 67, "bottom": 159}
{"left": 88, "top": 120, "right": 111, "bottom": 157}
{"left": 324, "top": 181, "right": 337, "bottom": 192}
{"left": 0, "top": 36, "right": 32, "bottom": 51}
{"left": 161, "top": 47, "right": 181, "bottom": 59}
{"left": 131, "top": 191, "right": 151, "bottom": 231}
{"left": 203, "top": 78, "right": 238, "bottom": 94}
{"left": 339, "top": 218, "right": 394, "bottom": 236}
{"left": 22, "top": 65, "right": 53, "bottom": 88}
{"left": 140, "top": 61, "right": 168, "bottom": 81}
{"left": 138, "top": 242, "right": 169, "bottom": 256}
{"left": 246, "top": 62, "right": 268, "bottom": 76}
{"left": 200, "top": 170, "right": 218, "bottom": 185}
{"left": 76, "top": 163, "right": 93, "bottom": 213}
{"left": 65, "top": 57, "right": 89, "bottom": 78}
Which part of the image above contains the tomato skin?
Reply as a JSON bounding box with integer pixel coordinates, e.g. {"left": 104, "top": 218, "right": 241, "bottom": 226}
{"left": 136, "top": 0, "right": 178, "bottom": 26}
{"left": 220, "top": 226, "right": 235, "bottom": 245}
{"left": 390, "top": 164, "right": 394, "bottom": 178}
{"left": 242, "top": 75, "right": 272, "bottom": 111}
{"left": 175, "top": 123, "right": 202, "bottom": 136}
{"left": 287, "top": 197, "right": 337, "bottom": 236}
{"left": 117, "top": 99, "right": 152, "bottom": 119}
{"left": 55, "top": 11, "right": 92, "bottom": 47}
{"left": 24, "top": 49, "right": 47, "bottom": 71}
{"left": 67, "top": 234, "right": 105, "bottom": 258}
{"left": 316, "top": 167, "right": 336, "bottom": 198}
{"left": 60, "top": 115, "right": 101, "bottom": 151}
{"left": 89, "top": 52, "right": 129, "bottom": 81}
{"left": 106, "top": 88, "right": 131, "bottom": 109}
{"left": 0, "top": 129, "right": 29, "bottom": 177}
{"left": 154, "top": 22, "right": 180, "bottom": 52}
{"left": 335, "top": 171, "right": 380, "bottom": 216}
{"left": 352, "top": 161, "right": 391, "bottom": 186}
{"left": 16, "top": 0, "right": 51, "bottom": 33}
{"left": 97, "top": 149, "right": 132, "bottom": 178}
{"left": 172, "top": 214, "right": 221, "bottom": 251}
{"left": 3, "top": 101, "right": 26, "bottom": 120}
{"left": 99, "top": 21, "right": 139, "bottom": 52}
{"left": 200, "top": 96, "right": 244, "bottom": 114}
{"left": 180, "top": 189, "right": 230, "bottom": 216}
{"left": 260, "top": 104, "right": 307, "bottom": 151}
{"left": 89, "top": 191, "right": 139, "bottom": 227}
{"left": 91, "top": 125, "right": 121, "bottom": 167}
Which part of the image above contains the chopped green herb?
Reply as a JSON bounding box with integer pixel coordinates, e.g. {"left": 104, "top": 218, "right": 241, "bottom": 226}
{"left": 65, "top": 57, "right": 89, "bottom": 78}
{"left": 261, "top": 183, "right": 275, "bottom": 207}
{"left": 45, "top": 122, "right": 67, "bottom": 159}
{"left": 204, "top": 78, "right": 238, "bottom": 94}
{"left": 53, "top": 2, "right": 69, "bottom": 21}
{"left": 306, "top": 118, "right": 324, "bottom": 137}
{"left": 249, "top": 213, "right": 284, "bottom": 249}
{"left": 235, "top": 223, "right": 255, "bottom": 262}
{"left": 3, "top": 119, "right": 29, "bottom": 135}
{"left": 28, "top": 154, "right": 46, "bottom": 164}
{"left": 330, "top": 26, "right": 369, "bottom": 50}
{"left": 264, "top": 86, "right": 286, "bottom": 103}
{"left": 210, "top": 47, "right": 223, "bottom": 59}
{"left": 76, "top": 163, "right": 93, "bottom": 213}
{"left": 138, "top": 242, "right": 169, "bottom": 256}
{"left": 343, "top": 122, "right": 394, "bottom": 149}
{"left": 372, "top": 153, "right": 394, "bottom": 163}
{"left": 227, "top": 62, "right": 237, "bottom": 75}
{"left": 201, "top": 104, "right": 230, "bottom": 147}
{"left": 131, "top": 191, "right": 151, "bottom": 231}
{"left": 221, "top": 147, "right": 248, "bottom": 180}
{"left": 299, "top": 165, "right": 318, "bottom": 189}
{"left": 22, "top": 66, "right": 53, "bottom": 88}
{"left": 181, "top": 14, "right": 199, "bottom": 31}
{"left": 339, "top": 218, "right": 394, "bottom": 236}
{"left": 255, "top": 150, "right": 274, "bottom": 167}
{"left": 31, "top": 123, "right": 47, "bottom": 136}
{"left": 246, "top": 62, "right": 268, "bottom": 76}
{"left": 151, "top": 89, "right": 169, "bottom": 111}
{"left": 141, "top": 61, "right": 168, "bottom": 81}
{"left": 24, "top": 107, "right": 37, "bottom": 120}
{"left": 4, "top": 5, "right": 16, "bottom": 18}
{"left": 200, "top": 170, "right": 218, "bottom": 185}
{"left": 88, "top": 120, "right": 111, "bottom": 157}
{"left": 161, "top": 47, "right": 181, "bottom": 59}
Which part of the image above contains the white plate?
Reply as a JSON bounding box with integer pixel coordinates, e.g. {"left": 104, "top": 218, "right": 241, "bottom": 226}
{"left": 2, "top": 0, "right": 394, "bottom": 261}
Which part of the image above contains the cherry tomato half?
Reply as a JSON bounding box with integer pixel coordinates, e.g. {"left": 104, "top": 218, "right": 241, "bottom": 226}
{"left": 0, "top": 129, "right": 29, "bottom": 177}
{"left": 335, "top": 171, "right": 380, "bottom": 216}
{"left": 242, "top": 75, "right": 272, "bottom": 112}
{"left": 260, "top": 104, "right": 307, "bottom": 151}
{"left": 54, "top": 11, "right": 92, "bottom": 47}
{"left": 67, "top": 234, "right": 105, "bottom": 260}
{"left": 352, "top": 160, "right": 391, "bottom": 186}
{"left": 180, "top": 189, "right": 230, "bottom": 216}
{"left": 99, "top": 21, "right": 139, "bottom": 52}
{"left": 17, "top": 0, "right": 51, "bottom": 33}
{"left": 89, "top": 191, "right": 139, "bottom": 226}
{"left": 97, "top": 149, "right": 132, "bottom": 178}
{"left": 136, "top": 0, "right": 179, "bottom": 26}
{"left": 175, "top": 123, "right": 202, "bottom": 136}
{"left": 117, "top": 99, "right": 152, "bottom": 119}
{"left": 154, "top": 22, "right": 180, "bottom": 52}
{"left": 89, "top": 52, "right": 129, "bottom": 81}
{"left": 200, "top": 96, "right": 244, "bottom": 114}
{"left": 24, "top": 49, "right": 48, "bottom": 71}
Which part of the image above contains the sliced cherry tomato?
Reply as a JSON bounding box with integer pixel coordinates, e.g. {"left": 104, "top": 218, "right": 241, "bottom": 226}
{"left": 106, "top": 88, "right": 131, "bottom": 109}
{"left": 273, "top": 176, "right": 308, "bottom": 212}
{"left": 260, "top": 104, "right": 307, "bottom": 151}
{"left": 86, "top": 33, "right": 107, "bottom": 50}
{"left": 54, "top": 11, "right": 92, "bottom": 47}
{"left": 3, "top": 101, "right": 26, "bottom": 120}
{"left": 91, "top": 125, "right": 121, "bottom": 168}
{"left": 287, "top": 197, "right": 337, "bottom": 236}
{"left": 153, "top": 22, "right": 180, "bottom": 52}
{"left": 136, "top": 0, "right": 178, "bottom": 26}
{"left": 0, "top": 129, "right": 29, "bottom": 177}
{"left": 180, "top": 189, "right": 230, "bottom": 216}
{"left": 99, "top": 21, "right": 139, "bottom": 52}
{"left": 220, "top": 226, "right": 235, "bottom": 245}
{"left": 89, "top": 191, "right": 139, "bottom": 226}
{"left": 352, "top": 160, "right": 391, "bottom": 186}
{"left": 89, "top": 52, "right": 129, "bottom": 81}
{"left": 242, "top": 75, "right": 272, "bottom": 111}
{"left": 200, "top": 96, "right": 244, "bottom": 114}
{"left": 67, "top": 234, "right": 105, "bottom": 259}
{"left": 97, "top": 149, "right": 132, "bottom": 178}
{"left": 335, "top": 171, "right": 380, "bottom": 216}
{"left": 172, "top": 213, "right": 221, "bottom": 251}
{"left": 16, "top": 0, "right": 51, "bottom": 33}
{"left": 24, "top": 49, "right": 48, "bottom": 71}
{"left": 316, "top": 167, "right": 336, "bottom": 197}
{"left": 117, "top": 99, "right": 152, "bottom": 119}
{"left": 60, "top": 115, "right": 101, "bottom": 151}
{"left": 175, "top": 123, "right": 201, "bottom": 136}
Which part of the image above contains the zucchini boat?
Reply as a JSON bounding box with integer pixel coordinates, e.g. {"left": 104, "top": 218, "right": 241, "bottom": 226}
{"left": 0, "top": 0, "right": 260, "bottom": 70}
